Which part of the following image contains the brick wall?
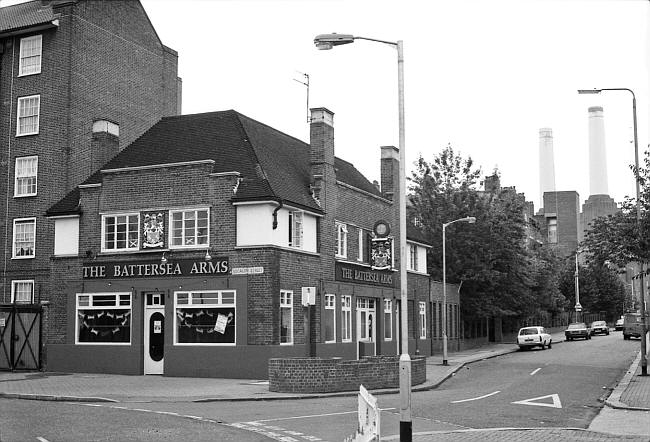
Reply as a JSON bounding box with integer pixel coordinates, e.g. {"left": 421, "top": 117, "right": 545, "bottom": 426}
{"left": 268, "top": 355, "right": 426, "bottom": 393}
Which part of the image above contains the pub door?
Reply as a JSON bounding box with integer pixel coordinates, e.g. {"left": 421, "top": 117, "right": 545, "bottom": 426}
{"left": 144, "top": 292, "right": 165, "bottom": 375}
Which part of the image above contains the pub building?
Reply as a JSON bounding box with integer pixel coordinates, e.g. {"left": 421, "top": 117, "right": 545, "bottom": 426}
{"left": 44, "top": 108, "right": 433, "bottom": 378}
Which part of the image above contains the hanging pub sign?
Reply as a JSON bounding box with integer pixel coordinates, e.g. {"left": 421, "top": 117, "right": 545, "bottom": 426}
{"left": 371, "top": 237, "right": 392, "bottom": 270}
{"left": 142, "top": 212, "right": 165, "bottom": 249}
{"left": 82, "top": 258, "right": 229, "bottom": 279}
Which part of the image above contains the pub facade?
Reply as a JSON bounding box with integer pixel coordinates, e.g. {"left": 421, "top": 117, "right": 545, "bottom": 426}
{"left": 44, "top": 108, "right": 434, "bottom": 378}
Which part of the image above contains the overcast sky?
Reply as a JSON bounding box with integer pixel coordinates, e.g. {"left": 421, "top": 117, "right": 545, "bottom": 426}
{"left": 6, "top": 0, "right": 649, "bottom": 210}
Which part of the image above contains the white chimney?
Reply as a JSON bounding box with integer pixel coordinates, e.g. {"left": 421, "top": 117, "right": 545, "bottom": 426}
{"left": 538, "top": 128, "right": 556, "bottom": 207}
{"left": 588, "top": 106, "right": 608, "bottom": 196}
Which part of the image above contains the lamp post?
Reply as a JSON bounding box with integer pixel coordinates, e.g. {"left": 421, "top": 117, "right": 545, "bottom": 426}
{"left": 314, "top": 33, "right": 412, "bottom": 439}
{"left": 578, "top": 88, "right": 647, "bottom": 376}
{"left": 442, "top": 216, "right": 476, "bottom": 365}
{"left": 574, "top": 250, "right": 583, "bottom": 323}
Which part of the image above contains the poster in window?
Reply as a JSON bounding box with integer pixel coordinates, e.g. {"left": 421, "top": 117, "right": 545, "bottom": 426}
{"left": 142, "top": 212, "right": 165, "bottom": 249}
{"left": 214, "top": 313, "right": 228, "bottom": 334}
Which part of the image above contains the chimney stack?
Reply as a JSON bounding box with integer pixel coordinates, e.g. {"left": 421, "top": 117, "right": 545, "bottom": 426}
{"left": 538, "top": 128, "right": 556, "bottom": 208}
{"left": 380, "top": 145, "right": 399, "bottom": 201}
{"left": 309, "top": 108, "right": 335, "bottom": 207}
{"left": 588, "top": 106, "right": 609, "bottom": 196}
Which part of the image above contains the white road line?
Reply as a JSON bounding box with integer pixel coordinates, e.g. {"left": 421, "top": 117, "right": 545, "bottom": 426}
{"left": 250, "top": 407, "right": 396, "bottom": 423}
{"left": 530, "top": 367, "right": 542, "bottom": 376}
{"left": 451, "top": 390, "right": 500, "bottom": 403}
{"left": 36, "top": 438, "right": 49, "bottom": 442}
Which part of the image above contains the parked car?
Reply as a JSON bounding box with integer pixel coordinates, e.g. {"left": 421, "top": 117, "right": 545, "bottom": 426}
{"left": 623, "top": 313, "right": 648, "bottom": 340}
{"left": 565, "top": 322, "right": 591, "bottom": 341}
{"left": 615, "top": 316, "right": 624, "bottom": 331}
{"left": 517, "top": 326, "right": 552, "bottom": 350}
{"left": 590, "top": 320, "right": 609, "bottom": 336}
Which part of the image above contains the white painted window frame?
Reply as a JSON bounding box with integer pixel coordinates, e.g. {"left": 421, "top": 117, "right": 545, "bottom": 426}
{"left": 75, "top": 292, "right": 132, "bottom": 345}
{"left": 12, "top": 217, "right": 35, "bottom": 259}
{"left": 280, "top": 290, "right": 293, "bottom": 345}
{"left": 169, "top": 208, "right": 210, "bottom": 249}
{"left": 11, "top": 280, "right": 34, "bottom": 303}
{"left": 419, "top": 301, "right": 427, "bottom": 339}
{"left": 357, "top": 228, "right": 364, "bottom": 262}
{"left": 16, "top": 95, "right": 40, "bottom": 136}
{"left": 342, "top": 295, "right": 352, "bottom": 342}
{"left": 173, "top": 290, "right": 236, "bottom": 346}
{"left": 335, "top": 222, "right": 347, "bottom": 258}
{"left": 288, "top": 211, "right": 303, "bottom": 248}
{"left": 324, "top": 294, "right": 336, "bottom": 343}
{"left": 19, "top": 34, "right": 42, "bottom": 76}
{"left": 101, "top": 213, "right": 140, "bottom": 253}
{"left": 384, "top": 299, "right": 393, "bottom": 341}
{"left": 14, "top": 156, "right": 38, "bottom": 197}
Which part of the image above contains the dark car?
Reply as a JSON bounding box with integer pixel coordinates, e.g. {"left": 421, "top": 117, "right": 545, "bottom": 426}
{"left": 565, "top": 322, "right": 591, "bottom": 341}
{"left": 615, "top": 317, "right": 624, "bottom": 331}
{"left": 590, "top": 320, "right": 609, "bottom": 336}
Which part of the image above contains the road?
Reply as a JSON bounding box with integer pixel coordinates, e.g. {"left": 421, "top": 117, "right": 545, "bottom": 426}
{"left": 0, "top": 333, "right": 639, "bottom": 442}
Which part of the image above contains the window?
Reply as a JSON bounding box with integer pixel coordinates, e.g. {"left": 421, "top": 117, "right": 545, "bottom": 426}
{"left": 547, "top": 217, "right": 557, "bottom": 244}
{"left": 13, "top": 218, "right": 35, "bottom": 258}
{"left": 76, "top": 293, "right": 131, "bottom": 344}
{"left": 15, "top": 156, "right": 38, "bottom": 197}
{"left": 342, "top": 295, "right": 352, "bottom": 342}
{"left": 17, "top": 95, "right": 40, "bottom": 136}
{"left": 324, "top": 294, "right": 336, "bottom": 343}
{"left": 11, "top": 280, "right": 34, "bottom": 303}
{"left": 19, "top": 35, "right": 42, "bottom": 76}
{"left": 171, "top": 209, "right": 209, "bottom": 248}
{"left": 357, "top": 298, "right": 375, "bottom": 341}
{"left": 288, "top": 211, "right": 303, "bottom": 248}
{"left": 419, "top": 302, "right": 427, "bottom": 339}
{"left": 102, "top": 214, "right": 139, "bottom": 252}
{"left": 174, "top": 290, "right": 235, "bottom": 345}
{"left": 357, "top": 229, "right": 364, "bottom": 261}
{"left": 280, "top": 290, "right": 293, "bottom": 344}
{"left": 336, "top": 222, "right": 347, "bottom": 258}
{"left": 409, "top": 243, "right": 418, "bottom": 271}
{"left": 384, "top": 299, "right": 392, "bottom": 341}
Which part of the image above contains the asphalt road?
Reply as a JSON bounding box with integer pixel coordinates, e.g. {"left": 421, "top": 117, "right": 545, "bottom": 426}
{"left": 0, "top": 333, "right": 639, "bottom": 442}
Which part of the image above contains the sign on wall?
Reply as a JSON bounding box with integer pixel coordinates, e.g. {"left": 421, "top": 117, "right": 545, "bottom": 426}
{"left": 335, "top": 262, "right": 395, "bottom": 288}
{"left": 142, "top": 212, "right": 166, "bottom": 249}
{"left": 83, "top": 258, "right": 229, "bottom": 279}
{"left": 370, "top": 237, "right": 392, "bottom": 271}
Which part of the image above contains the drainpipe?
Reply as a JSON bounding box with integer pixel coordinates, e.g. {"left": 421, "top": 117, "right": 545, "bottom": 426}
{"left": 272, "top": 199, "right": 283, "bottom": 229}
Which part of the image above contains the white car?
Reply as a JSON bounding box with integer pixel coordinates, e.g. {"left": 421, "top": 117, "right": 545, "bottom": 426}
{"left": 517, "top": 326, "right": 552, "bottom": 350}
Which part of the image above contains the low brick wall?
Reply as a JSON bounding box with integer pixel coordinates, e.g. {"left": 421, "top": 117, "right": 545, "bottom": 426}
{"left": 268, "top": 355, "right": 426, "bottom": 393}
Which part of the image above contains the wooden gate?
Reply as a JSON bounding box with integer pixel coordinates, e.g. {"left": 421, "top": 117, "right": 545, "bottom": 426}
{"left": 0, "top": 304, "right": 42, "bottom": 371}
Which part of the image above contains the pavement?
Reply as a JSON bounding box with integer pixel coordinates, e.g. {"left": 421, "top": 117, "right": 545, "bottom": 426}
{"left": 1, "top": 331, "right": 648, "bottom": 441}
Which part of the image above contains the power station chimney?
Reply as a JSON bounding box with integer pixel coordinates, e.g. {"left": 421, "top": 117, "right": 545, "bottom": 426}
{"left": 538, "top": 128, "right": 556, "bottom": 208}
{"left": 588, "top": 106, "right": 609, "bottom": 195}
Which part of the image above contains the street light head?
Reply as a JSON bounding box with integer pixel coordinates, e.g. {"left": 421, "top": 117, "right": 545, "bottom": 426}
{"left": 313, "top": 33, "right": 355, "bottom": 50}
{"left": 577, "top": 89, "right": 602, "bottom": 95}
{"left": 466, "top": 216, "right": 476, "bottom": 224}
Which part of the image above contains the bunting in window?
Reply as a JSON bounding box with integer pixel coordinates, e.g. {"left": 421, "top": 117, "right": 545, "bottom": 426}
{"left": 142, "top": 212, "right": 164, "bottom": 248}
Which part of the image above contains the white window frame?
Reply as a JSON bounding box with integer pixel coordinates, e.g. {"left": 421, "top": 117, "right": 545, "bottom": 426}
{"left": 408, "top": 243, "right": 418, "bottom": 271}
{"left": 288, "top": 211, "right": 303, "bottom": 248}
{"left": 324, "top": 294, "right": 336, "bottom": 343}
{"left": 548, "top": 218, "right": 558, "bottom": 244}
{"left": 419, "top": 302, "right": 427, "bottom": 339}
{"left": 75, "top": 292, "right": 132, "bottom": 345}
{"left": 101, "top": 213, "right": 140, "bottom": 253}
{"left": 280, "top": 290, "right": 293, "bottom": 345}
{"left": 13, "top": 217, "right": 35, "bottom": 259}
{"left": 16, "top": 95, "right": 40, "bottom": 136}
{"left": 384, "top": 299, "right": 393, "bottom": 341}
{"left": 170, "top": 208, "right": 210, "bottom": 249}
{"left": 14, "top": 156, "right": 38, "bottom": 197}
{"left": 19, "top": 35, "right": 42, "bottom": 76}
{"left": 336, "top": 222, "right": 348, "bottom": 258}
{"left": 342, "top": 295, "right": 352, "bottom": 342}
{"left": 174, "top": 290, "right": 236, "bottom": 346}
{"left": 357, "top": 228, "right": 364, "bottom": 262}
{"left": 11, "top": 280, "right": 34, "bottom": 303}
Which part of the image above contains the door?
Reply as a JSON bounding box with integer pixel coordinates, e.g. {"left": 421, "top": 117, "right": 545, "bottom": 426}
{"left": 144, "top": 292, "right": 165, "bottom": 375}
{"left": 356, "top": 297, "right": 376, "bottom": 358}
{"left": 0, "top": 304, "right": 41, "bottom": 371}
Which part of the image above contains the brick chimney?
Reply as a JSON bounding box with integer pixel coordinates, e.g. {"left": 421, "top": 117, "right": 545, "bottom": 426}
{"left": 90, "top": 120, "right": 120, "bottom": 172}
{"left": 309, "top": 108, "right": 335, "bottom": 208}
{"left": 380, "top": 145, "right": 399, "bottom": 201}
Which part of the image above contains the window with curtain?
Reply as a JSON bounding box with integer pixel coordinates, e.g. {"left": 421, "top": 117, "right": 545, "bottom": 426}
{"left": 12, "top": 280, "right": 34, "bottom": 303}
{"left": 13, "top": 218, "right": 35, "bottom": 258}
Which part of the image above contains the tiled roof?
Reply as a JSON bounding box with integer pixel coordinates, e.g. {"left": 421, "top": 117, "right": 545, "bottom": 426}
{"left": 0, "top": 1, "right": 58, "bottom": 34}
{"left": 334, "top": 157, "right": 382, "bottom": 197}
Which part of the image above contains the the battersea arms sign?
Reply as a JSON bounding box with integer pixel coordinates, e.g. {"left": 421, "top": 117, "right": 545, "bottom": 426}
{"left": 335, "top": 262, "right": 395, "bottom": 288}
{"left": 83, "top": 258, "right": 229, "bottom": 279}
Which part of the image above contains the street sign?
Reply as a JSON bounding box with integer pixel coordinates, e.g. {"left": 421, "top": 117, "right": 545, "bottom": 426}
{"left": 345, "top": 384, "right": 380, "bottom": 442}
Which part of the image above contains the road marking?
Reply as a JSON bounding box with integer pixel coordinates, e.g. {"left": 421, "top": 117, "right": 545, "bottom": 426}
{"left": 36, "top": 438, "right": 49, "bottom": 442}
{"left": 530, "top": 368, "right": 541, "bottom": 376}
{"left": 451, "top": 391, "right": 500, "bottom": 403}
{"left": 512, "top": 393, "right": 562, "bottom": 408}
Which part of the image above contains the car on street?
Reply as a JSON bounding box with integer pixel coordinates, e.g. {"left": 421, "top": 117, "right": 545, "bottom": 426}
{"left": 517, "top": 326, "right": 552, "bottom": 350}
{"left": 615, "top": 316, "right": 624, "bottom": 331}
{"left": 565, "top": 322, "right": 591, "bottom": 341}
{"left": 590, "top": 320, "right": 609, "bottom": 336}
{"left": 623, "top": 312, "right": 648, "bottom": 340}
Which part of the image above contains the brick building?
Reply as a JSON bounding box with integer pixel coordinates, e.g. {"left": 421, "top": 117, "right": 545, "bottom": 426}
{"left": 0, "top": 0, "right": 179, "bottom": 369}
{"left": 44, "top": 108, "right": 437, "bottom": 378}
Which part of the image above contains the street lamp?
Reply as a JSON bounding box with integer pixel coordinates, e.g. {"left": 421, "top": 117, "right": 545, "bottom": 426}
{"left": 578, "top": 88, "right": 647, "bottom": 376}
{"left": 574, "top": 250, "right": 583, "bottom": 323}
{"left": 314, "top": 33, "right": 413, "bottom": 439}
{"left": 442, "top": 216, "right": 476, "bottom": 365}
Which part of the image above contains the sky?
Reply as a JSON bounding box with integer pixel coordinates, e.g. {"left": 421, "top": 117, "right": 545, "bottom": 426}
{"left": 5, "top": 0, "right": 649, "bottom": 210}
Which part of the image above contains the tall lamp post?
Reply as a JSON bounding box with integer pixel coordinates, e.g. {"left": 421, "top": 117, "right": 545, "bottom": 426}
{"left": 442, "top": 216, "right": 476, "bottom": 365}
{"left": 578, "top": 88, "right": 647, "bottom": 376}
{"left": 574, "top": 250, "right": 583, "bottom": 323}
{"left": 314, "top": 33, "right": 412, "bottom": 440}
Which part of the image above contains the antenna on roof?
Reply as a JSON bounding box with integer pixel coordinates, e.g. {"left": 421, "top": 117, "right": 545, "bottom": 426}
{"left": 293, "top": 71, "right": 310, "bottom": 123}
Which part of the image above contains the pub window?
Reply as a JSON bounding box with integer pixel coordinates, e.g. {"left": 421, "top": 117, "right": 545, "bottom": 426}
{"left": 419, "top": 302, "right": 427, "bottom": 339}
{"left": 76, "top": 293, "right": 131, "bottom": 344}
{"left": 324, "top": 294, "right": 336, "bottom": 343}
{"left": 280, "top": 290, "right": 293, "bottom": 344}
{"left": 288, "top": 211, "right": 303, "bottom": 248}
{"left": 11, "top": 280, "right": 34, "bottom": 303}
{"left": 342, "top": 295, "right": 352, "bottom": 342}
{"left": 384, "top": 299, "right": 393, "bottom": 341}
{"left": 336, "top": 222, "right": 347, "bottom": 258}
{"left": 170, "top": 208, "right": 209, "bottom": 248}
{"left": 14, "top": 156, "right": 38, "bottom": 197}
{"left": 19, "top": 35, "right": 42, "bottom": 76}
{"left": 102, "top": 213, "right": 139, "bottom": 252}
{"left": 13, "top": 217, "right": 35, "bottom": 259}
{"left": 174, "top": 290, "right": 235, "bottom": 345}
{"left": 357, "top": 228, "right": 364, "bottom": 262}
